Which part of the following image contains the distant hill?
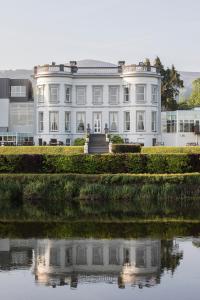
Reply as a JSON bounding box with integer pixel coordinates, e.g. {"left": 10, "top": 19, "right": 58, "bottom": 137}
{"left": 0, "top": 69, "right": 199, "bottom": 101}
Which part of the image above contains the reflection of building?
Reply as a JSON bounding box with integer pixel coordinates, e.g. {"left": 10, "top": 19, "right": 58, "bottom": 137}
{"left": 33, "top": 239, "right": 161, "bottom": 288}
{"left": 0, "top": 238, "right": 183, "bottom": 289}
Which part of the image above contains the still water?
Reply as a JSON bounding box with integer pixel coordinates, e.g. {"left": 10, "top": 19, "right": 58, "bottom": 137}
{"left": 0, "top": 235, "right": 199, "bottom": 300}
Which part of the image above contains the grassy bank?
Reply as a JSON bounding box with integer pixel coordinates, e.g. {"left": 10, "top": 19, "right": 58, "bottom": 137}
{"left": 1, "top": 173, "right": 200, "bottom": 221}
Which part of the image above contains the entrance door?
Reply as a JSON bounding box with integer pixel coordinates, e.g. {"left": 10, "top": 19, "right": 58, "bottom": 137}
{"left": 93, "top": 113, "right": 102, "bottom": 133}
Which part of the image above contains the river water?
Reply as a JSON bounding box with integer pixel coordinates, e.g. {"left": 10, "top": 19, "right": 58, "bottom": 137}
{"left": 0, "top": 223, "right": 200, "bottom": 299}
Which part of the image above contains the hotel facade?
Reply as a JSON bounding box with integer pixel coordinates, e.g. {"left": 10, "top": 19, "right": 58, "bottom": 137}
{"left": 34, "top": 60, "right": 161, "bottom": 146}
{"left": 0, "top": 59, "right": 200, "bottom": 147}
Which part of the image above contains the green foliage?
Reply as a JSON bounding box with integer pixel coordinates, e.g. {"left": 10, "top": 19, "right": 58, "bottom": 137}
{"left": 110, "top": 135, "right": 124, "bottom": 144}
{"left": 112, "top": 144, "right": 141, "bottom": 153}
{"left": 0, "top": 153, "right": 199, "bottom": 174}
{"left": 154, "top": 56, "right": 184, "bottom": 110}
{"left": 0, "top": 146, "right": 83, "bottom": 155}
{"left": 188, "top": 78, "right": 200, "bottom": 107}
{"left": 142, "top": 146, "right": 200, "bottom": 154}
{"left": 0, "top": 173, "right": 200, "bottom": 220}
{"left": 73, "top": 138, "right": 85, "bottom": 146}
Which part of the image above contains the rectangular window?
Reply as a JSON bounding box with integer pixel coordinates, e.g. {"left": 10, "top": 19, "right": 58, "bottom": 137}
{"left": 76, "top": 86, "right": 86, "bottom": 105}
{"left": 93, "top": 86, "right": 103, "bottom": 104}
{"left": 49, "top": 111, "right": 59, "bottom": 132}
{"left": 92, "top": 247, "right": 103, "bottom": 265}
{"left": 151, "top": 246, "right": 158, "bottom": 267}
{"left": 135, "top": 248, "right": 146, "bottom": 268}
{"left": 76, "top": 246, "right": 87, "bottom": 265}
{"left": 124, "top": 86, "right": 129, "bottom": 102}
{"left": 151, "top": 111, "right": 157, "bottom": 132}
{"left": 109, "top": 86, "right": 119, "bottom": 104}
{"left": 124, "top": 111, "right": 130, "bottom": 131}
{"left": 136, "top": 111, "right": 145, "bottom": 131}
{"left": 11, "top": 86, "right": 26, "bottom": 97}
{"left": 76, "top": 112, "right": 86, "bottom": 133}
{"left": 136, "top": 84, "right": 146, "bottom": 102}
{"left": 50, "top": 248, "right": 60, "bottom": 266}
{"left": 65, "top": 85, "right": 72, "bottom": 103}
{"left": 179, "top": 120, "right": 194, "bottom": 132}
{"left": 38, "top": 112, "right": 44, "bottom": 132}
{"left": 65, "top": 112, "right": 71, "bottom": 132}
{"left": 65, "top": 247, "right": 73, "bottom": 266}
{"left": 37, "top": 85, "right": 44, "bottom": 103}
{"left": 109, "top": 112, "right": 118, "bottom": 132}
{"left": 49, "top": 84, "right": 59, "bottom": 103}
{"left": 109, "top": 247, "right": 120, "bottom": 265}
{"left": 152, "top": 85, "right": 158, "bottom": 103}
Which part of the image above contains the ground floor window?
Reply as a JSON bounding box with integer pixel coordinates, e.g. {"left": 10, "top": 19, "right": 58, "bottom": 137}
{"left": 151, "top": 111, "right": 157, "bottom": 132}
{"left": 49, "top": 111, "right": 59, "bottom": 132}
{"left": 76, "top": 112, "right": 86, "bottom": 133}
{"left": 136, "top": 111, "right": 145, "bottom": 131}
{"left": 38, "top": 112, "right": 44, "bottom": 132}
{"left": 124, "top": 111, "right": 130, "bottom": 131}
{"left": 109, "top": 112, "right": 118, "bottom": 132}
{"left": 179, "top": 120, "right": 194, "bottom": 132}
{"left": 65, "top": 112, "right": 71, "bottom": 132}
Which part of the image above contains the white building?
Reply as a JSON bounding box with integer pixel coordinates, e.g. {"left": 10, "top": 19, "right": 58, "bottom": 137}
{"left": 161, "top": 108, "right": 200, "bottom": 146}
{"left": 34, "top": 60, "right": 161, "bottom": 146}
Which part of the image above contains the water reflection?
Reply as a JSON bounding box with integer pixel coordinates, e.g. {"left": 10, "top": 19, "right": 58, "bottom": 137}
{"left": 0, "top": 238, "right": 183, "bottom": 289}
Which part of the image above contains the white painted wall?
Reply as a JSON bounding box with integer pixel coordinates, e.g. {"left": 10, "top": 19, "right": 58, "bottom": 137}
{"left": 0, "top": 99, "right": 9, "bottom": 128}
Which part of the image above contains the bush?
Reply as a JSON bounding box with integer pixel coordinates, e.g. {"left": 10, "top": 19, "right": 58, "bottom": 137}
{"left": 73, "top": 138, "right": 85, "bottom": 146}
{"left": 0, "top": 153, "right": 199, "bottom": 174}
{"left": 112, "top": 144, "right": 141, "bottom": 153}
{"left": 110, "top": 135, "right": 124, "bottom": 144}
{"left": 0, "top": 146, "right": 83, "bottom": 155}
{"left": 142, "top": 146, "right": 200, "bottom": 154}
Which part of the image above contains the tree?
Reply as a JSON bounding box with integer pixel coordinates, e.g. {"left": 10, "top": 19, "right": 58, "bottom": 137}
{"left": 143, "top": 58, "right": 151, "bottom": 67}
{"left": 188, "top": 78, "right": 200, "bottom": 107}
{"left": 153, "top": 57, "right": 184, "bottom": 110}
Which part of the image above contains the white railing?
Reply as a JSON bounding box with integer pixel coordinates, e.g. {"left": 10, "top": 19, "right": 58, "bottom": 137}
{"left": 123, "top": 65, "right": 158, "bottom": 74}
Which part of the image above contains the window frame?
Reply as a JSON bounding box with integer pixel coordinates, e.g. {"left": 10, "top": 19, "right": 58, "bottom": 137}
{"left": 11, "top": 85, "right": 26, "bottom": 97}
{"left": 92, "top": 86, "right": 103, "bottom": 105}
{"left": 136, "top": 111, "right": 145, "bottom": 132}
{"left": 49, "top": 111, "right": 59, "bottom": 132}
{"left": 151, "top": 111, "right": 157, "bottom": 132}
{"left": 151, "top": 84, "right": 158, "bottom": 103}
{"left": 123, "top": 86, "right": 130, "bottom": 103}
{"left": 109, "top": 86, "right": 120, "bottom": 105}
{"left": 76, "top": 86, "right": 86, "bottom": 105}
{"left": 109, "top": 112, "right": 118, "bottom": 132}
{"left": 76, "top": 112, "right": 86, "bottom": 133}
{"left": 124, "top": 111, "right": 131, "bottom": 131}
{"left": 38, "top": 111, "right": 44, "bottom": 132}
{"left": 65, "top": 111, "right": 71, "bottom": 132}
{"left": 37, "top": 85, "right": 45, "bottom": 103}
{"left": 49, "top": 84, "right": 59, "bottom": 103}
{"left": 135, "top": 84, "right": 146, "bottom": 103}
{"left": 65, "top": 85, "right": 72, "bottom": 103}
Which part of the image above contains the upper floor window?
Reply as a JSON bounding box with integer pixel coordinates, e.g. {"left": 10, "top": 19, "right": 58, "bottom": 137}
{"left": 38, "top": 112, "right": 44, "bottom": 132}
{"left": 109, "top": 112, "right": 118, "bottom": 132}
{"left": 152, "top": 85, "right": 158, "bottom": 103}
{"left": 136, "top": 111, "right": 145, "bottom": 131}
{"left": 49, "top": 111, "right": 59, "bottom": 132}
{"left": 92, "top": 247, "right": 103, "bottom": 265}
{"left": 37, "top": 85, "right": 44, "bottom": 103}
{"left": 136, "top": 84, "right": 146, "bottom": 102}
{"left": 124, "top": 111, "right": 130, "bottom": 131}
{"left": 49, "top": 84, "right": 59, "bottom": 103}
{"left": 109, "top": 86, "right": 119, "bottom": 105}
{"left": 123, "top": 86, "right": 130, "bottom": 102}
{"left": 76, "top": 86, "right": 86, "bottom": 105}
{"left": 93, "top": 86, "right": 103, "bottom": 104}
{"left": 11, "top": 86, "right": 26, "bottom": 97}
{"left": 152, "top": 111, "right": 157, "bottom": 132}
{"left": 65, "top": 85, "right": 72, "bottom": 103}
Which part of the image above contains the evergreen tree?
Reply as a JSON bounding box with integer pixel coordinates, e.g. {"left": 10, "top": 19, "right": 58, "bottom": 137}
{"left": 188, "top": 78, "right": 200, "bottom": 107}
{"left": 153, "top": 57, "right": 184, "bottom": 110}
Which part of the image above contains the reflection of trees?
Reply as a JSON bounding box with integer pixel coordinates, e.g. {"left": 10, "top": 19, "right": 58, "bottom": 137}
{"left": 192, "top": 238, "right": 200, "bottom": 248}
{"left": 160, "top": 240, "right": 183, "bottom": 275}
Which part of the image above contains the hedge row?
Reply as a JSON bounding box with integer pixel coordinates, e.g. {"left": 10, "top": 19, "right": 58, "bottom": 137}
{"left": 112, "top": 144, "right": 141, "bottom": 153}
{"left": 142, "top": 146, "right": 200, "bottom": 154}
{"left": 1, "top": 173, "right": 200, "bottom": 220}
{"left": 0, "top": 153, "right": 199, "bottom": 173}
{"left": 0, "top": 146, "right": 84, "bottom": 155}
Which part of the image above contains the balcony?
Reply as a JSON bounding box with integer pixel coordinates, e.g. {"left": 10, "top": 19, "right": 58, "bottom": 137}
{"left": 122, "top": 65, "right": 160, "bottom": 75}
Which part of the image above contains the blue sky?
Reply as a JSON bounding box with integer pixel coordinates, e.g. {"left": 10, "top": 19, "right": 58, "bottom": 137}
{"left": 0, "top": 0, "right": 200, "bottom": 71}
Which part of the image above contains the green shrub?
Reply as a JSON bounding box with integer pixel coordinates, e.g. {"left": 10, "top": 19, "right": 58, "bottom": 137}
{"left": 73, "top": 138, "right": 85, "bottom": 146}
{"left": 110, "top": 135, "right": 124, "bottom": 144}
{"left": 142, "top": 146, "right": 200, "bottom": 154}
{"left": 0, "top": 146, "right": 83, "bottom": 155}
{"left": 112, "top": 144, "right": 141, "bottom": 153}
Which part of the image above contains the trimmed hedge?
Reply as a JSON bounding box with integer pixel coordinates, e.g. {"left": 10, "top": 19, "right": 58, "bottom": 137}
{"left": 0, "top": 146, "right": 84, "bottom": 155}
{"left": 112, "top": 144, "right": 141, "bottom": 153}
{"left": 0, "top": 153, "right": 199, "bottom": 174}
{"left": 1, "top": 173, "right": 200, "bottom": 220}
{"left": 142, "top": 146, "right": 200, "bottom": 154}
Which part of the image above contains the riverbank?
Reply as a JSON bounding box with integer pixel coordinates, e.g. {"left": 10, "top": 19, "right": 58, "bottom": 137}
{"left": 1, "top": 173, "right": 200, "bottom": 221}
